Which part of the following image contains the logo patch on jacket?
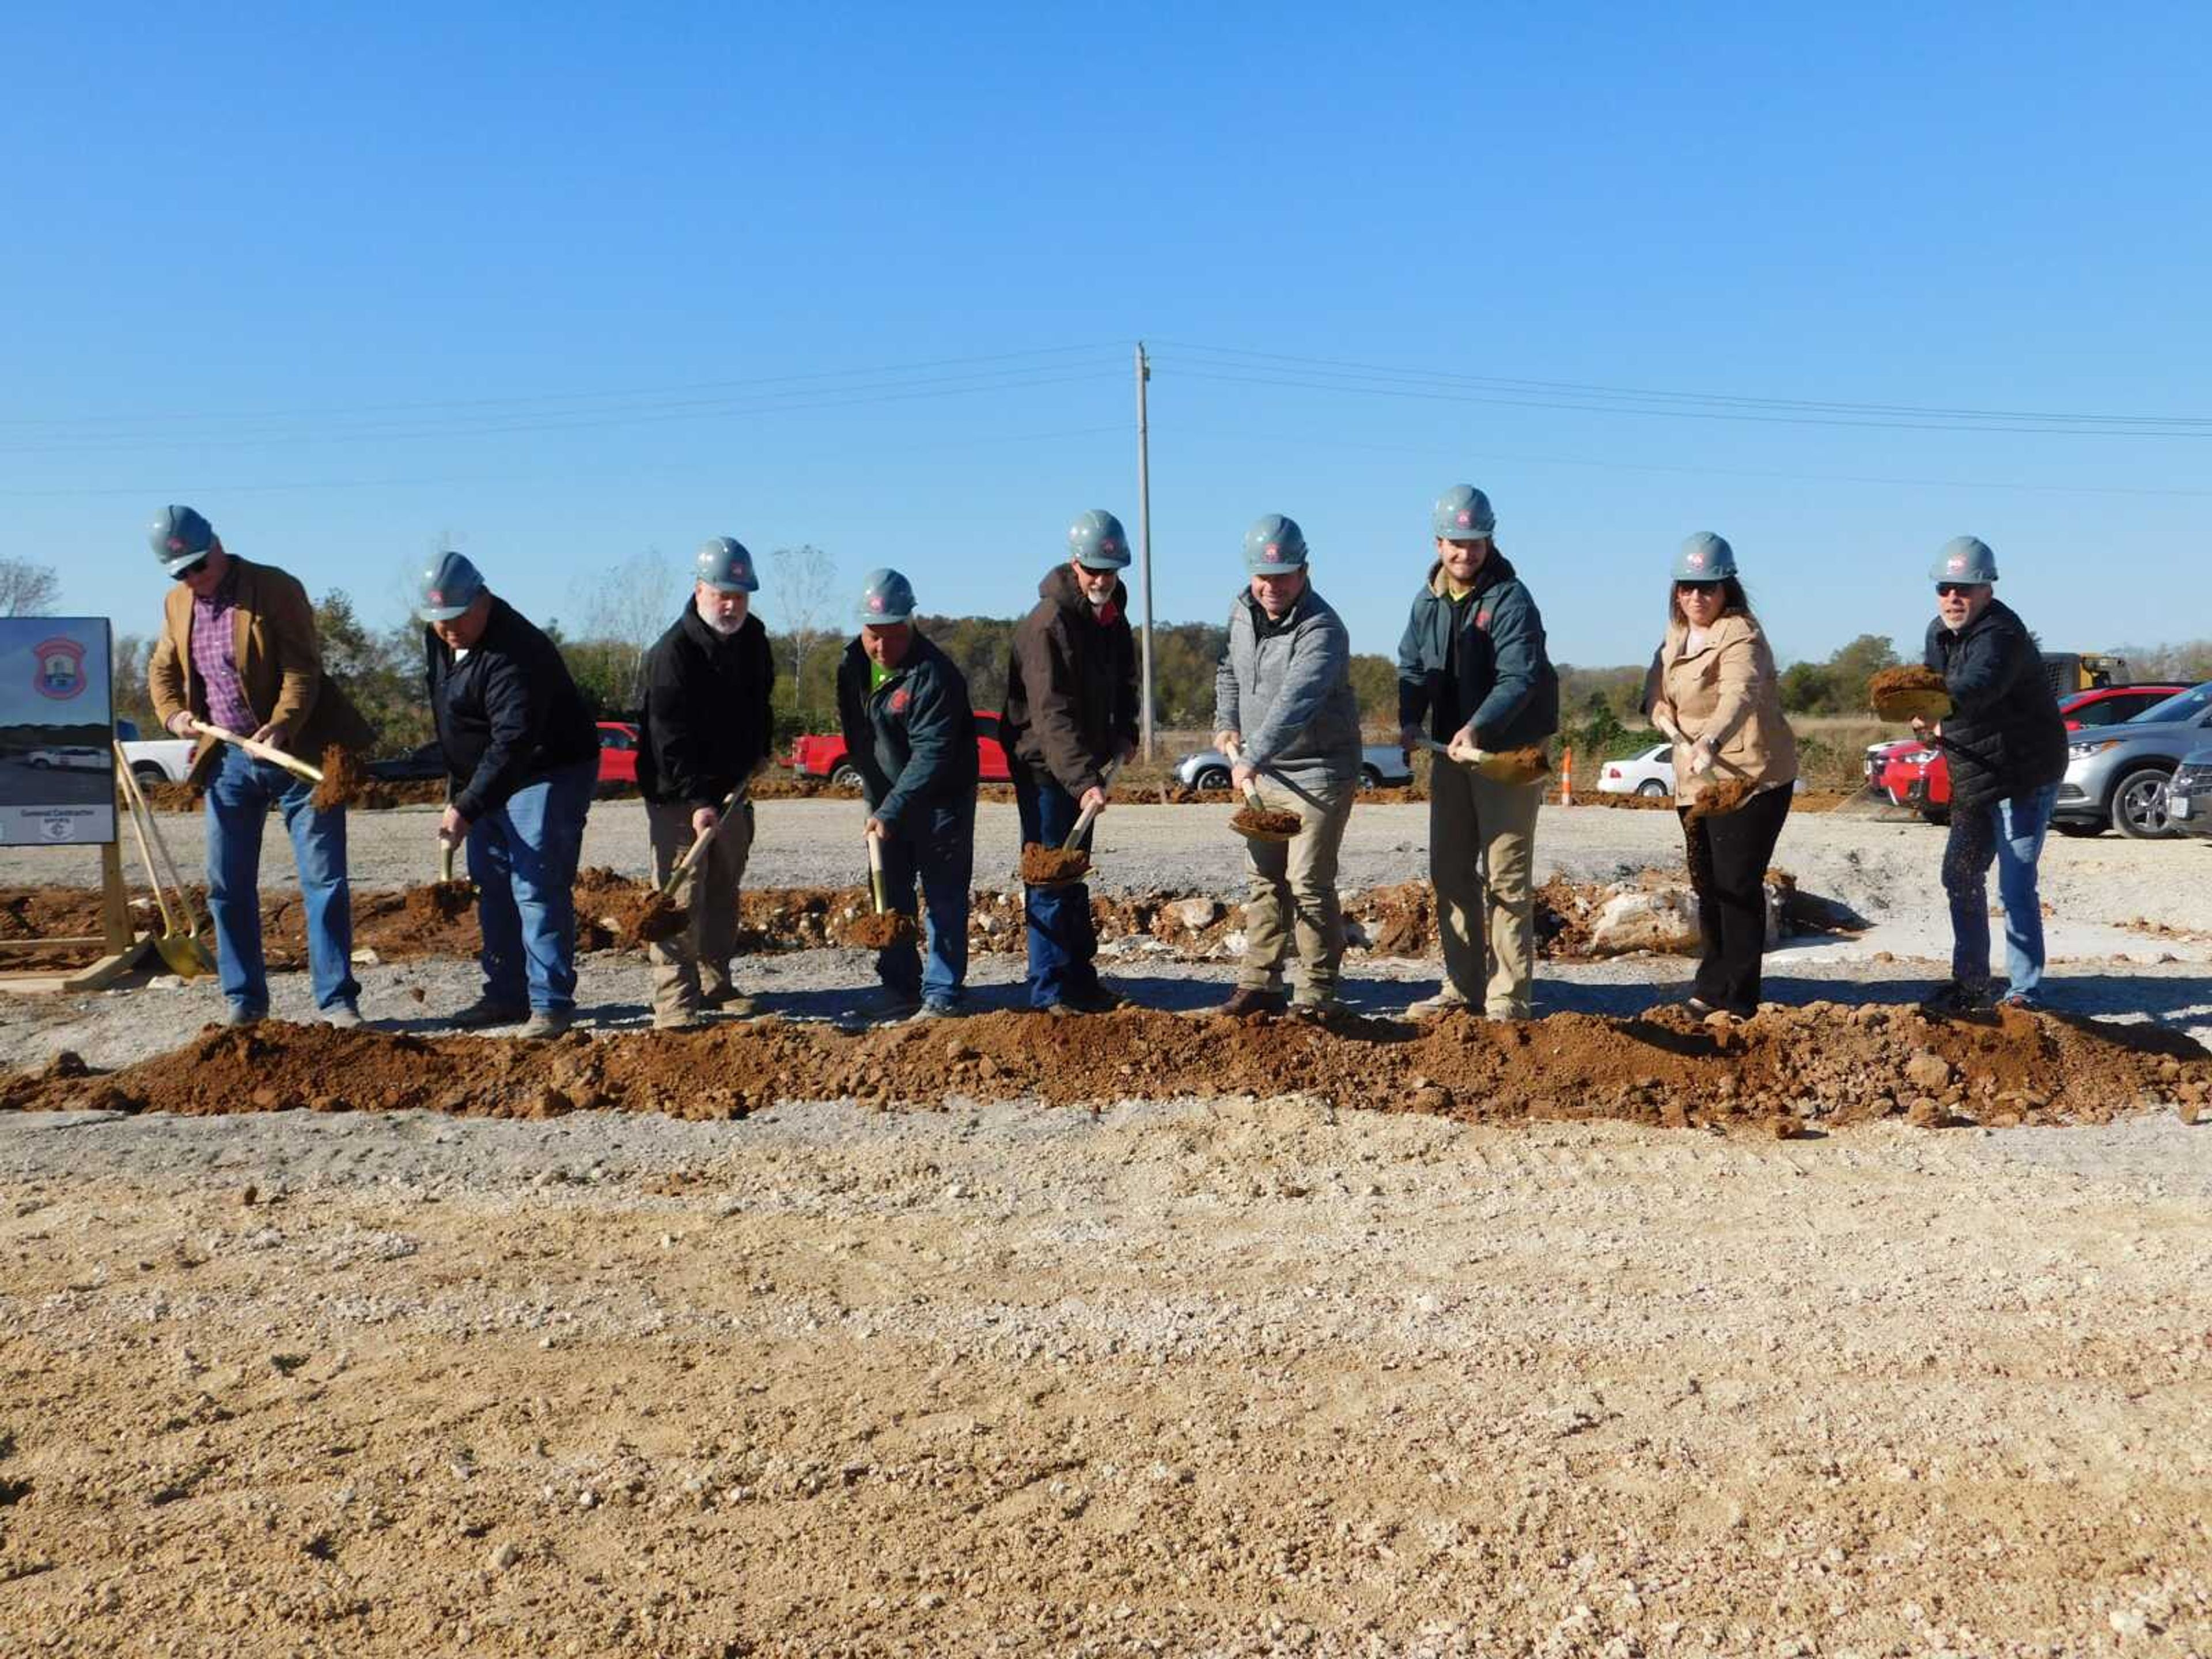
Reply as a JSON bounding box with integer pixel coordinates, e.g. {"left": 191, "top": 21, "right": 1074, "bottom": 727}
{"left": 1475, "top": 609, "right": 1491, "bottom": 630}
{"left": 889, "top": 687, "right": 910, "bottom": 714}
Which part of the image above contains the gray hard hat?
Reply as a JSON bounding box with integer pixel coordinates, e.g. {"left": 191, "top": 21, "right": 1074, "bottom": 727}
{"left": 1067, "top": 509, "right": 1131, "bottom": 570}
{"left": 857, "top": 567, "right": 917, "bottom": 626}
{"left": 1243, "top": 513, "right": 1309, "bottom": 574}
{"left": 149, "top": 505, "right": 216, "bottom": 576}
{"left": 1671, "top": 532, "right": 1738, "bottom": 581}
{"left": 695, "top": 536, "right": 759, "bottom": 593}
{"left": 415, "top": 550, "right": 487, "bottom": 623}
{"left": 1432, "top": 484, "right": 1496, "bottom": 541}
{"left": 1929, "top": 536, "right": 1999, "bottom": 584}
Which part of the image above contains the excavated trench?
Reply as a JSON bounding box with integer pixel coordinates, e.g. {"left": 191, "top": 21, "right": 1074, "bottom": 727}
{"left": 7, "top": 1002, "right": 2207, "bottom": 1131}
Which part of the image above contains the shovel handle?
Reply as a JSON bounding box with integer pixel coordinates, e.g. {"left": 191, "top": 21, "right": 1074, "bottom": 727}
{"left": 1057, "top": 757, "right": 1119, "bottom": 852}
{"left": 113, "top": 746, "right": 204, "bottom": 940}
{"left": 1221, "top": 737, "right": 1266, "bottom": 809}
{"left": 192, "top": 720, "right": 323, "bottom": 784}
{"left": 662, "top": 788, "right": 742, "bottom": 898}
{"left": 440, "top": 837, "right": 457, "bottom": 884}
{"left": 112, "top": 753, "right": 181, "bottom": 937}
{"left": 865, "top": 821, "right": 889, "bottom": 914}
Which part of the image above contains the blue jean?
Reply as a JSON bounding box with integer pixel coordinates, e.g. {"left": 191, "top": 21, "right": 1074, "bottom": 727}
{"left": 874, "top": 798, "right": 974, "bottom": 1003}
{"left": 465, "top": 759, "right": 596, "bottom": 1013}
{"left": 204, "top": 743, "right": 358, "bottom": 1016}
{"left": 1013, "top": 761, "right": 1100, "bottom": 1008}
{"left": 1942, "top": 783, "right": 2058, "bottom": 997}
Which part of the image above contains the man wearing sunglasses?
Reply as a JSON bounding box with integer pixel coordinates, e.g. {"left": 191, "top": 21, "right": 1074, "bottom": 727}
{"left": 1912, "top": 536, "right": 2067, "bottom": 1013}
{"left": 146, "top": 504, "right": 375, "bottom": 1028}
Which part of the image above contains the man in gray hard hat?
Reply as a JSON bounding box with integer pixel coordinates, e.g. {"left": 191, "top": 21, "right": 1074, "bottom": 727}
{"left": 1210, "top": 513, "right": 1363, "bottom": 1019}
{"left": 416, "top": 551, "right": 599, "bottom": 1040}
{"left": 1396, "top": 485, "right": 1559, "bottom": 1021}
{"left": 1911, "top": 536, "right": 2067, "bottom": 1013}
{"left": 635, "top": 537, "right": 778, "bottom": 1029}
{"left": 1002, "top": 509, "right": 1141, "bottom": 1014}
{"left": 145, "top": 505, "right": 376, "bottom": 1028}
{"left": 836, "top": 568, "right": 979, "bottom": 1021}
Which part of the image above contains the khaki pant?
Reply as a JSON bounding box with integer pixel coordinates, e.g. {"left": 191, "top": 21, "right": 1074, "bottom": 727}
{"left": 1238, "top": 774, "right": 1355, "bottom": 1002}
{"left": 646, "top": 798, "right": 753, "bottom": 1019}
{"left": 1430, "top": 766, "right": 1540, "bottom": 1017}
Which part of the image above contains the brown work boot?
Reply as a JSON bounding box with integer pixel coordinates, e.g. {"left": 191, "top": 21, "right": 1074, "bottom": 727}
{"left": 1213, "top": 986, "right": 1288, "bottom": 1019}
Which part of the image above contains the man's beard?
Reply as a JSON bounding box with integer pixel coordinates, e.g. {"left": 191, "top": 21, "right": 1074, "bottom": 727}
{"left": 704, "top": 612, "right": 744, "bottom": 635}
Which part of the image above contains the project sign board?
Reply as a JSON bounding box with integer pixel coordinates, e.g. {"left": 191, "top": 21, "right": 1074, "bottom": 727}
{"left": 0, "top": 618, "right": 115, "bottom": 846}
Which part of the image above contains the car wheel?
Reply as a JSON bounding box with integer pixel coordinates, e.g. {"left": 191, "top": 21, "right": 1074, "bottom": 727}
{"left": 1359, "top": 764, "right": 1384, "bottom": 789}
{"left": 1635, "top": 779, "right": 1668, "bottom": 798}
{"left": 2111, "top": 766, "right": 2175, "bottom": 839}
{"left": 132, "top": 763, "right": 167, "bottom": 783}
{"left": 26, "top": 757, "right": 50, "bottom": 769}
{"left": 2053, "top": 821, "right": 2103, "bottom": 838}
{"left": 828, "top": 763, "right": 861, "bottom": 791}
{"left": 1193, "top": 766, "right": 1230, "bottom": 791}
{"left": 1919, "top": 809, "right": 1949, "bottom": 827}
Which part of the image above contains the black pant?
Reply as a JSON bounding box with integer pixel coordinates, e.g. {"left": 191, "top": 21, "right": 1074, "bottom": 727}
{"left": 1679, "top": 784, "right": 1792, "bottom": 1015}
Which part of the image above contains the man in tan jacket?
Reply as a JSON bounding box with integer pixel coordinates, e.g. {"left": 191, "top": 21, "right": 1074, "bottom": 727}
{"left": 146, "top": 505, "right": 374, "bottom": 1028}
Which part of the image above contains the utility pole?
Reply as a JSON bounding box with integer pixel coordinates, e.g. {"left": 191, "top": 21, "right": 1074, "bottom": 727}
{"left": 1134, "top": 340, "right": 1156, "bottom": 759}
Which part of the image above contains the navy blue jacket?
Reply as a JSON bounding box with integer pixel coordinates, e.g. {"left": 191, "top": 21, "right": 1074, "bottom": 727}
{"left": 1924, "top": 599, "right": 2067, "bottom": 809}
{"left": 1396, "top": 551, "right": 1559, "bottom": 751}
{"left": 425, "top": 598, "right": 597, "bottom": 823}
{"left": 836, "top": 632, "right": 979, "bottom": 832}
{"left": 636, "top": 602, "right": 777, "bottom": 811}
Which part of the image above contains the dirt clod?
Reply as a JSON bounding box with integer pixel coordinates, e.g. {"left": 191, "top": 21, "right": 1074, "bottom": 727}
{"left": 1229, "top": 805, "right": 1301, "bottom": 839}
{"left": 1683, "top": 777, "right": 1755, "bottom": 821}
{"left": 620, "top": 888, "right": 686, "bottom": 946}
{"left": 1868, "top": 665, "right": 1951, "bottom": 722}
{"left": 847, "top": 911, "right": 919, "bottom": 949}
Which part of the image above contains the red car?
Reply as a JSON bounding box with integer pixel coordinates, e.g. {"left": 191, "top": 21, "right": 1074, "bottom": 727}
{"left": 596, "top": 721, "right": 641, "bottom": 790}
{"left": 789, "top": 711, "right": 1012, "bottom": 788}
{"left": 1876, "top": 684, "right": 2186, "bottom": 820}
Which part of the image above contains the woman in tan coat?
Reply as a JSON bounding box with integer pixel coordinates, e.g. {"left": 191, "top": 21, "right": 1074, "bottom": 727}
{"left": 1642, "top": 533, "right": 1798, "bottom": 1017}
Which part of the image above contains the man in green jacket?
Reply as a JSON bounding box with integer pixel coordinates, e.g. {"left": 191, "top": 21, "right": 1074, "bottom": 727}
{"left": 1396, "top": 486, "right": 1560, "bottom": 1020}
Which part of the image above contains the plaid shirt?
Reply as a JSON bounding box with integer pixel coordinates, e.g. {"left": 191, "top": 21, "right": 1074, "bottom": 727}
{"left": 189, "top": 565, "right": 257, "bottom": 734}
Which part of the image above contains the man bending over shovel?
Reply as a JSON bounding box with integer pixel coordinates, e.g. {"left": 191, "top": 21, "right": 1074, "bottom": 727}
{"left": 1209, "top": 514, "right": 1363, "bottom": 1020}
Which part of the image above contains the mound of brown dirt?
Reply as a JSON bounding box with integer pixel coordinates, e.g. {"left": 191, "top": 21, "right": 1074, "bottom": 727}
{"left": 847, "top": 911, "right": 919, "bottom": 948}
{"left": 6, "top": 1003, "right": 2205, "bottom": 1131}
{"left": 1020, "top": 843, "right": 1090, "bottom": 885}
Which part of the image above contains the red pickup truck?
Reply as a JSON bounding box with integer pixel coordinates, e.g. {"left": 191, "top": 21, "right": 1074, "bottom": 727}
{"left": 789, "top": 711, "right": 1012, "bottom": 788}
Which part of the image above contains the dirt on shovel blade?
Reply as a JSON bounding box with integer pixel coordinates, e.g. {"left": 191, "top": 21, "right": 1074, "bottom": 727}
{"left": 1868, "top": 664, "right": 1952, "bottom": 722}
{"left": 619, "top": 888, "right": 687, "bottom": 946}
{"left": 1230, "top": 805, "right": 1301, "bottom": 839}
{"left": 1683, "top": 777, "right": 1755, "bottom": 821}
{"left": 1482, "top": 744, "right": 1552, "bottom": 785}
{"left": 308, "top": 745, "right": 370, "bottom": 812}
{"left": 1020, "top": 842, "right": 1090, "bottom": 885}
{"left": 406, "top": 880, "right": 478, "bottom": 927}
{"left": 847, "top": 910, "right": 919, "bottom": 948}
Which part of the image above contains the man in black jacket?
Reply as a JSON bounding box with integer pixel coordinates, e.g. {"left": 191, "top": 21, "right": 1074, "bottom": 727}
{"left": 418, "top": 551, "right": 599, "bottom": 1039}
{"left": 1001, "top": 510, "right": 1139, "bottom": 1014}
{"left": 1395, "top": 486, "right": 1559, "bottom": 1021}
{"left": 836, "top": 569, "right": 979, "bottom": 1021}
{"left": 1912, "top": 537, "right": 2067, "bottom": 1013}
{"left": 636, "top": 537, "right": 778, "bottom": 1028}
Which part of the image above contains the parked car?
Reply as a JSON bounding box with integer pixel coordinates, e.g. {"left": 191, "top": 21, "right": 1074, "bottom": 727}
{"left": 1597, "top": 743, "right": 1675, "bottom": 798}
{"left": 1172, "top": 744, "right": 1412, "bottom": 791}
{"left": 2162, "top": 744, "right": 2212, "bottom": 842}
{"left": 789, "top": 711, "right": 1012, "bottom": 790}
{"left": 113, "top": 718, "right": 196, "bottom": 785}
{"left": 1874, "top": 683, "right": 2188, "bottom": 822}
{"left": 595, "top": 721, "right": 641, "bottom": 791}
{"left": 2052, "top": 680, "right": 2212, "bottom": 839}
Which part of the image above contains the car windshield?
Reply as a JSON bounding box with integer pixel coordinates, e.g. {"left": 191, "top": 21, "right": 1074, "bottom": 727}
{"left": 2127, "top": 681, "right": 2212, "bottom": 725}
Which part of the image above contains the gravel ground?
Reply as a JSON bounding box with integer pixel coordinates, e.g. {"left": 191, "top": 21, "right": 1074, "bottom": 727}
{"left": 3, "top": 802, "right": 2208, "bottom": 1655}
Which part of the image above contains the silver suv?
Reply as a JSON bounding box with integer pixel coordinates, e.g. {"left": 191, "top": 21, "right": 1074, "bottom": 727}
{"left": 2162, "top": 744, "right": 2212, "bottom": 842}
{"left": 1175, "top": 744, "right": 1413, "bottom": 791}
{"left": 2054, "top": 681, "right": 2212, "bottom": 840}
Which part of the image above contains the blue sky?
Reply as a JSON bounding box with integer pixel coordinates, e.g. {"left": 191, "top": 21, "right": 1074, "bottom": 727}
{"left": 5, "top": 2, "right": 2209, "bottom": 674}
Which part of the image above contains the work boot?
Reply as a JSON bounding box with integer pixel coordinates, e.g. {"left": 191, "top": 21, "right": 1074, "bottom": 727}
{"left": 1403, "top": 989, "right": 1468, "bottom": 1020}
{"left": 653, "top": 1007, "right": 707, "bottom": 1031}
{"left": 909, "top": 995, "right": 961, "bottom": 1022}
{"left": 517, "top": 1009, "right": 574, "bottom": 1041}
{"left": 865, "top": 991, "right": 922, "bottom": 1024}
{"left": 1213, "top": 987, "right": 1287, "bottom": 1019}
{"left": 1918, "top": 978, "right": 1991, "bottom": 1016}
{"left": 222, "top": 1003, "right": 264, "bottom": 1029}
{"left": 450, "top": 997, "right": 528, "bottom": 1030}
{"left": 320, "top": 1003, "right": 365, "bottom": 1031}
{"left": 704, "top": 983, "right": 755, "bottom": 1016}
{"left": 1286, "top": 994, "right": 1342, "bottom": 1024}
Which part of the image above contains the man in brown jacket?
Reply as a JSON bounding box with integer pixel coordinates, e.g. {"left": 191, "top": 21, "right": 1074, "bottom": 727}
{"left": 1001, "top": 509, "right": 1139, "bottom": 1014}
{"left": 146, "top": 505, "right": 374, "bottom": 1027}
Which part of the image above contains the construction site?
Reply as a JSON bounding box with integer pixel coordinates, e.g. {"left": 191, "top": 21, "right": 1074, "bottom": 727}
{"left": 1, "top": 791, "right": 2208, "bottom": 1656}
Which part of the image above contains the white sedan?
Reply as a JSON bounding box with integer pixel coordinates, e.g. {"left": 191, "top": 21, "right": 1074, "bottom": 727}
{"left": 1596, "top": 743, "right": 1674, "bottom": 798}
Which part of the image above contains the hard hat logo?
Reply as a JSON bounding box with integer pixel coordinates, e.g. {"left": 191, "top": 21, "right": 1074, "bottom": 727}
{"left": 429, "top": 590, "right": 444, "bottom": 605}
{"left": 1948, "top": 555, "right": 1967, "bottom": 573}
{"left": 869, "top": 595, "right": 885, "bottom": 612}
{"left": 1456, "top": 512, "right": 1471, "bottom": 527}
{"left": 1686, "top": 549, "right": 1707, "bottom": 569}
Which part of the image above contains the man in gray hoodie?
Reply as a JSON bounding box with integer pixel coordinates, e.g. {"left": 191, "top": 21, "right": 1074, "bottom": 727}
{"left": 1210, "top": 514, "right": 1364, "bottom": 1018}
